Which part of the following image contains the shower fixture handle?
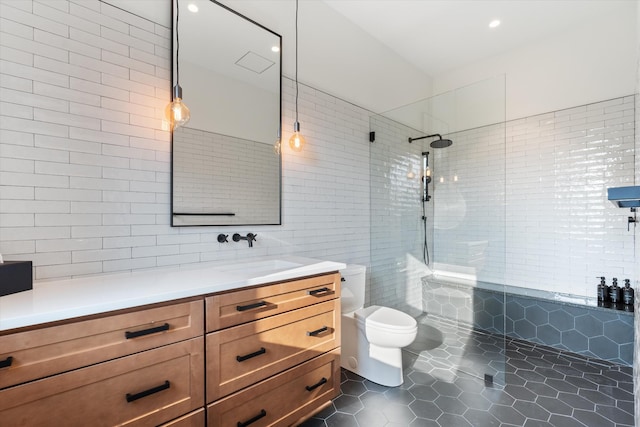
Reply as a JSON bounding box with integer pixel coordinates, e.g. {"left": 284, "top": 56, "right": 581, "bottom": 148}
{"left": 233, "top": 233, "right": 258, "bottom": 247}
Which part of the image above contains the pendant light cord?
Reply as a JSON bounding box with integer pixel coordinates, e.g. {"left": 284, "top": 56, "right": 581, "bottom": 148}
{"left": 295, "top": 0, "right": 299, "bottom": 123}
{"left": 175, "top": 0, "right": 180, "bottom": 86}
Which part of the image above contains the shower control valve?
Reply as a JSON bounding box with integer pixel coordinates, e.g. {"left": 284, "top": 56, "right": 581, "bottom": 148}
{"left": 217, "top": 234, "right": 229, "bottom": 243}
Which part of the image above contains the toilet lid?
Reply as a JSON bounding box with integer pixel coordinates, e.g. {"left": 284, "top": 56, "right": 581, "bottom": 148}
{"left": 354, "top": 305, "right": 417, "bottom": 331}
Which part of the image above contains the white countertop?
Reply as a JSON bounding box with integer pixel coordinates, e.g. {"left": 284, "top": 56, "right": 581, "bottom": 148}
{"left": 0, "top": 256, "right": 346, "bottom": 331}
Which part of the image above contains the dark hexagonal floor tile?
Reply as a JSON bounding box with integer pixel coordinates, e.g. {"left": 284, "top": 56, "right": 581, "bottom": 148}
{"left": 525, "top": 381, "right": 558, "bottom": 398}
{"left": 432, "top": 380, "right": 462, "bottom": 398}
{"left": 504, "top": 385, "right": 537, "bottom": 402}
{"left": 354, "top": 408, "right": 387, "bottom": 427}
{"left": 381, "top": 402, "right": 416, "bottom": 424}
{"left": 325, "top": 412, "right": 358, "bottom": 427}
{"left": 535, "top": 395, "right": 573, "bottom": 416}
{"left": 513, "top": 399, "right": 551, "bottom": 421}
{"left": 572, "top": 408, "right": 615, "bottom": 427}
{"left": 384, "top": 387, "right": 415, "bottom": 404}
{"left": 340, "top": 379, "right": 367, "bottom": 396}
{"left": 409, "top": 399, "right": 442, "bottom": 420}
{"left": 359, "top": 390, "right": 387, "bottom": 409}
{"left": 578, "top": 388, "right": 616, "bottom": 406}
{"left": 557, "top": 391, "right": 595, "bottom": 411}
{"left": 544, "top": 377, "right": 578, "bottom": 394}
{"left": 437, "top": 412, "right": 473, "bottom": 427}
{"left": 332, "top": 394, "right": 363, "bottom": 414}
{"left": 409, "top": 384, "right": 438, "bottom": 401}
{"left": 463, "top": 408, "right": 500, "bottom": 427}
{"left": 488, "top": 403, "right": 527, "bottom": 425}
{"left": 458, "top": 391, "right": 492, "bottom": 410}
{"left": 514, "top": 368, "right": 547, "bottom": 383}
{"left": 596, "top": 403, "right": 636, "bottom": 425}
{"left": 434, "top": 395, "right": 467, "bottom": 415}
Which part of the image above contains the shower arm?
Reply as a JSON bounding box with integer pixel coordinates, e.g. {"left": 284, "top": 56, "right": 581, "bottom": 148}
{"left": 408, "top": 134, "right": 442, "bottom": 143}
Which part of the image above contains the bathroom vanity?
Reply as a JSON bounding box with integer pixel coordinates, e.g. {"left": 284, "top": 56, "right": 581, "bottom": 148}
{"left": 0, "top": 257, "right": 344, "bottom": 426}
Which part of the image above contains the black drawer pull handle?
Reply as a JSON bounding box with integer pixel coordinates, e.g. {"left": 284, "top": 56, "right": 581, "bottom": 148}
{"left": 307, "top": 326, "right": 328, "bottom": 336}
{"left": 236, "top": 301, "right": 267, "bottom": 312}
{"left": 236, "top": 347, "right": 266, "bottom": 362}
{"left": 0, "top": 356, "right": 13, "bottom": 369}
{"left": 126, "top": 380, "right": 170, "bottom": 402}
{"left": 237, "top": 409, "right": 266, "bottom": 427}
{"left": 308, "top": 287, "right": 330, "bottom": 296}
{"left": 125, "top": 323, "right": 170, "bottom": 339}
{"left": 305, "top": 377, "right": 328, "bottom": 391}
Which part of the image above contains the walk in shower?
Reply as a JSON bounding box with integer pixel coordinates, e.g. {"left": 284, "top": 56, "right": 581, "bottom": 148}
{"left": 368, "top": 76, "right": 507, "bottom": 384}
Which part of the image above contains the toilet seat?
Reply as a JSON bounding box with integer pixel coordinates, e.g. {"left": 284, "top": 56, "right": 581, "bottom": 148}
{"left": 355, "top": 305, "right": 417, "bottom": 332}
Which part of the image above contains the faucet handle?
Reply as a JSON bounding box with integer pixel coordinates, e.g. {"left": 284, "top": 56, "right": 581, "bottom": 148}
{"left": 217, "top": 234, "right": 229, "bottom": 243}
{"left": 247, "top": 233, "right": 257, "bottom": 241}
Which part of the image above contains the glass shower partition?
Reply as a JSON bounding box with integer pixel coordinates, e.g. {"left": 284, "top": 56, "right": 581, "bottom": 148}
{"left": 369, "top": 75, "right": 507, "bottom": 385}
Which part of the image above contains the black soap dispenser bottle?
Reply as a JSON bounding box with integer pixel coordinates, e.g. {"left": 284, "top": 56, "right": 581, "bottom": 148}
{"left": 609, "top": 278, "right": 622, "bottom": 308}
{"left": 597, "top": 276, "right": 608, "bottom": 305}
{"left": 622, "top": 279, "right": 634, "bottom": 309}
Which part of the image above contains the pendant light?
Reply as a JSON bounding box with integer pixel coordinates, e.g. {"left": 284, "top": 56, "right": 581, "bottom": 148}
{"left": 166, "top": 0, "right": 190, "bottom": 129}
{"left": 288, "top": 0, "right": 305, "bottom": 152}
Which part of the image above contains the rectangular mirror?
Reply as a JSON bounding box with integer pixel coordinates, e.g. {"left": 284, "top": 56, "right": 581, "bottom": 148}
{"left": 171, "top": 0, "right": 282, "bottom": 226}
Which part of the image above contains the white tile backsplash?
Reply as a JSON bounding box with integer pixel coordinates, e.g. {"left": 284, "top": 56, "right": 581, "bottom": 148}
{"left": 0, "top": 0, "right": 370, "bottom": 281}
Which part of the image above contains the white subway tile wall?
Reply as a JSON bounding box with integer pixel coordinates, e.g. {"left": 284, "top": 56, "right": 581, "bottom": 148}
{"left": 433, "top": 96, "right": 636, "bottom": 298}
{"left": 0, "top": 0, "right": 370, "bottom": 280}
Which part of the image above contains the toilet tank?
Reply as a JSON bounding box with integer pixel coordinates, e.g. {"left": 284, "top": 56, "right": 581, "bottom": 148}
{"left": 340, "top": 264, "right": 366, "bottom": 313}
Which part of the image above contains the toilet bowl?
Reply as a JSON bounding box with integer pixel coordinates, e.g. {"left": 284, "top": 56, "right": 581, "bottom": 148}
{"left": 340, "top": 264, "right": 418, "bottom": 387}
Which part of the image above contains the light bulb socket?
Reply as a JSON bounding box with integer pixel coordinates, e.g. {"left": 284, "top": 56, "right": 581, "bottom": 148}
{"left": 172, "top": 84, "right": 183, "bottom": 99}
{"left": 293, "top": 121, "right": 301, "bottom": 133}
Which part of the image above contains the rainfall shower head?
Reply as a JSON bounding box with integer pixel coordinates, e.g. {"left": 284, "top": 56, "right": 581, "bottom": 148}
{"left": 430, "top": 137, "right": 453, "bottom": 148}
{"left": 408, "top": 133, "right": 453, "bottom": 148}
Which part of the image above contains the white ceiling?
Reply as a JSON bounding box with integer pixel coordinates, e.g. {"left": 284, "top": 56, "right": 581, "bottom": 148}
{"left": 323, "top": 0, "right": 636, "bottom": 77}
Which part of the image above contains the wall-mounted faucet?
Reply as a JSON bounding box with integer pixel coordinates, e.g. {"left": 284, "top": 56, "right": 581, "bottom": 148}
{"left": 233, "top": 233, "right": 257, "bottom": 248}
{"left": 217, "top": 234, "right": 229, "bottom": 243}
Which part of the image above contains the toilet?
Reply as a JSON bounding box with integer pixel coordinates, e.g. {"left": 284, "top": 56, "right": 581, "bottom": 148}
{"left": 340, "top": 264, "right": 418, "bottom": 387}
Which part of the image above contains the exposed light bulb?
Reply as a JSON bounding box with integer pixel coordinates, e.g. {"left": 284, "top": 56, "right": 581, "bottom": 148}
{"left": 274, "top": 129, "right": 281, "bottom": 154}
{"left": 166, "top": 85, "right": 190, "bottom": 129}
{"left": 272, "top": 46, "right": 280, "bottom": 53}
{"left": 288, "top": 121, "right": 305, "bottom": 152}
{"left": 187, "top": 3, "right": 198, "bottom": 13}
{"left": 489, "top": 19, "right": 500, "bottom": 28}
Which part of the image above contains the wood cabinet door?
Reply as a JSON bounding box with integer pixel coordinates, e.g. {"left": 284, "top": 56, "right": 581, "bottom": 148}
{"left": 0, "top": 337, "right": 204, "bottom": 427}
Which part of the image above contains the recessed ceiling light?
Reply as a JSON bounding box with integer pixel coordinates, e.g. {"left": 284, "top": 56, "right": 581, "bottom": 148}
{"left": 187, "top": 3, "right": 198, "bottom": 13}
{"left": 489, "top": 19, "right": 501, "bottom": 29}
{"left": 272, "top": 46, "right": 280, "bottom": 53}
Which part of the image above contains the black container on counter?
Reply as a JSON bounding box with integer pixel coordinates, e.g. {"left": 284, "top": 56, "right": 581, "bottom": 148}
{"left": 609, "top": 278, "right": 622, "bottom": 304}
{"left": 622, "top": 279, "right": 635, "bottom": 306}
{"left": 597, "top": 276, "right": 608, "bottom": 302}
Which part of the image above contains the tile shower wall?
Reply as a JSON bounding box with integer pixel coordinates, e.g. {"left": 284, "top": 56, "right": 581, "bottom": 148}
{"left": 0, "top": 0, "right": 370, "bottom": 280}
{"left": 423, "top": 275, "right": 634, "bottom": 365}
{"left": 435, "top": 96, "right": 636, "bottom": 299}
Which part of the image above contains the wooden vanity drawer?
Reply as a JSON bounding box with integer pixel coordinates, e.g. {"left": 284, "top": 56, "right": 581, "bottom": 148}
{"left": 0, "top": 299, "right": 203, "bottom": 390}
{"left": 0, "top": 337, "right": 204, "bottom": 427}
{"left": 207, "top": 299, "right": 339, "bottom": 400}
{"left": 207, "top": 349, "right": 340, "bottom": 427}
{"left": 206, "top": 272, "right": 340, "bottom": 331}
{"left": 160, "top": 408, "right": 206, "bottom": 427}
